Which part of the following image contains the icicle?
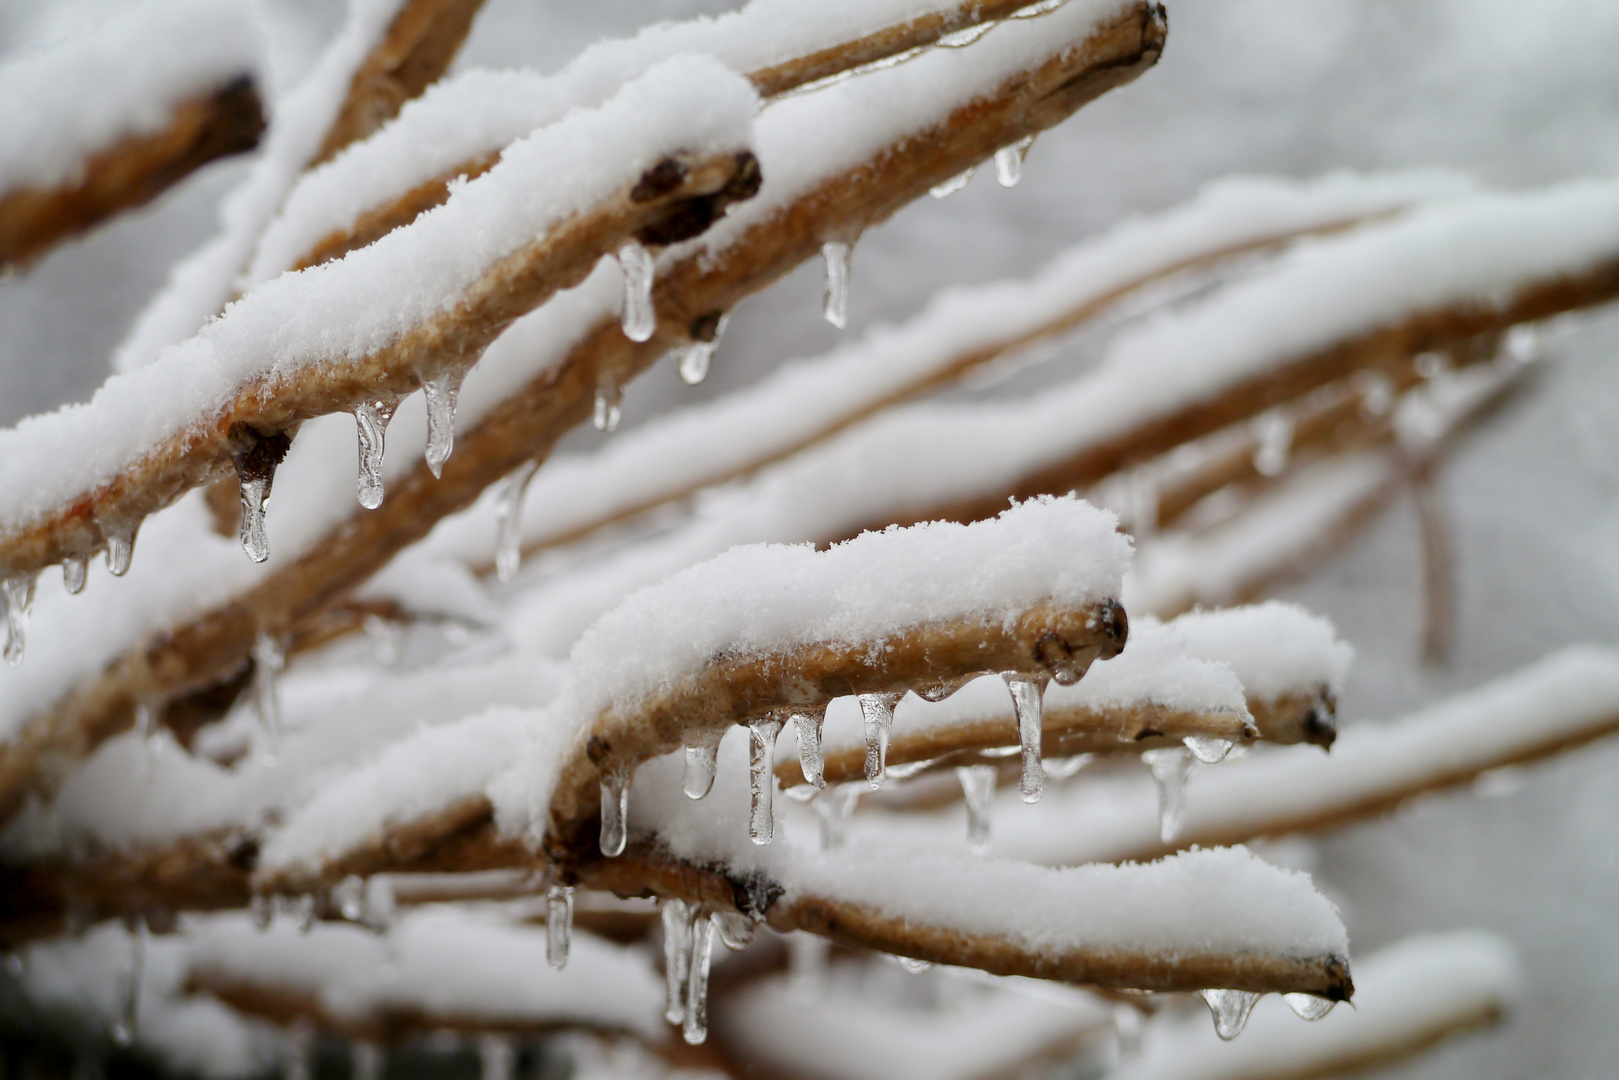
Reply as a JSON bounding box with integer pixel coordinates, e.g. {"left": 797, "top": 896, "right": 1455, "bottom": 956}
{"left": 332, "top": 876, "right": 365, "bottom": 922}
{"left": 237, "top": 476, "right": 270, "bottom": 562}
{"left": 749, "top": 714, "right": 785, "bottom": 844}
{"left": 593, "top": 381, "right": 622, "bottom": 432}
{"left": 1283, "top": 992, "right": 1337, "bottom": 1021}
{"left": 1200, "top": 988, "right": 1262, "bottom": 1040}
{"left": 994, "top": 134, "right": 1036, "bottom": 188}
{"left": 283, "top": 1022, "right": 313, "bottom": 1080}
{"left": 788, "top": 931, "right": 829, "bottom": 992}
{"left": 252, "top": 633, "right": 285, "bottom": 761}
{"left": 423, "top": 370, "right": 462, "bottom": 478}
{"left": 676, "top": 313, "right": 730, "bottom": 385}
{"left": 2, "top": 574, "right": 36, "bottom": 667}
{"left": 1044, "top": 752, "right": 1093, "bottom": 780}
{"left": 1112, "top": 1003, "right": 1143, "bottom": 1059}
{"left": 714, "top": 911, "right": 756, "bottom": 950}
{"left": 546, "top": 884, "right": 574, "bottom": 969}
{"left": 351, "top": 1043, "right": 383, "bottom": 1080}
{"left": 250, "top": 893, "right": 272, "bottom": 930}
{"left": 1183, "top": 734, "right": 1235, "bottom": 764}
{"left": 104, "top": 521, "right": 137, "bottom": 576}
{"left": 477, "top": 1035, "right": 515, "bottom": 1080}
{"left": 813, "top": 784, "right": 860, "bottom": 850}
{"left": 955, "top": 765, "right": 997, "bottom": 854}
{"left": 1251, "top": 409, "right": 1294, "bottom": 477}
{"left": 599, "top": 764, "right": 630, "bottom": 857}
{"left": 294, "top": 893, "right": 317, "bottom": 933}
{"left": 493, "top": 460, "right": 539, "bottom": 584}
{"left": 617, "top": 240, "right": 656, "bottom": 342}
{"left": 791, "top": 708, "right": 826, "bottom": 788}
{"left": 134, "top": 700, "right": 159, "bottom": 779}
{"left": 661, "top": 899, "right": 693, "bottom": 1025}
{"left": 1143, "top": 747, "right": 1195, "bottom": 843}
{"left": 859, "top": 692, "right": 901, "bottom": 788}
{"left": 930, "top": 166, "right": 975, "bottom": 199}
{"left": 352, "top": 400, "right": 396, "bottom": 509}
{"left": 361, "top": 876, "right": 395, "bottom": 933}
{"left": 110, "top": 917, "right": 144, "bottom": 1047}
{"left": 683, "top": 912, "right": 715, "bottom": 1045}
{"left": 894, "top": 955, "right": 932, "bottom": 973}
{"left": 1002, "top": 673, "right": 1048, "bottom": 803}
{"left": 916, "top": 680, "right": 962, "bottom": 702}
{"left": 821, "top": 239, "right": 852, "bottom": 329}
{"left": 682, "top": 729, "right": 723, "bottom": 800}
{"left": 62, "top": 554, "right": 88, "bottom": 595}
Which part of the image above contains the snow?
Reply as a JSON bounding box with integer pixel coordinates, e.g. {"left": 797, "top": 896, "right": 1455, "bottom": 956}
{"left": 0, "top": 0, "right": 265, "bottom": 196}
{"left": 1146, "top": 602, "right": 1352, "bottom": 703}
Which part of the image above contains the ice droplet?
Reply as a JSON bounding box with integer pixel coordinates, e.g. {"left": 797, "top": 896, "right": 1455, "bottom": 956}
{"left": 3, "top": 574, "right": 36, "bottom": 667}
{"left": 821, "top": 240, "right": 852, "bottom": 329}
{"left": 252, "top": 633, "right": 285, "bottom": 762}
{"left": 546, "top": 884, "right": 574, "bottom": 969}
{"left": 350, "top": 1043, "right": 383, "bottom": 1080}
{"left": 238, "top": 477, "right": 270, "bottom": 563}
{"left": 1200, "top": 988, "right": 1261, "bottom": 1040}
{"left": 683, "top": 912, "right": 716, "bottom": 1045}
{"left": 1352, "top": 369, "right": 1395, "bottom": 419}
{"left": 361, "top": 876, "right": 395, "bottom": 933}
{"left": 134, "top": 700, "right": 159, "bottom": 780}
{"left": 294, "top": 893, "right": 316, "bottom": 933}
{"left": 714, "top": 910, "right": 756, "bottom": 950}
{"left": 1505, "top": 324, "right": 1541, "bottom": 365}
{"left": 859, "top": 691, "right": 901, "bottom": 788}
{"left": 492, "top": 460, "right": 539, "bottom": 584}
{"left": 956, "top": 764, "right": 997, "bottom": 854}
{"left": 111, "top": 917, "right": 144, "bottom": 1047}
{"left": 814, "top": 784, "right": 860, "bottom": 850}
{"left": 423, "top": 371, "right": 463, "bottom": 478}
{"left": 894, "top": 954, "right": 932, "bottom": 973}
{"left": 1252, "top": 409, "right": 1294, "bottom": 477}
{"left": 789, "top": 931, "right": 829, "bottom": 992}
{"left": 930, "top": 166, "right": 975, "bottom": 199}
{"left": 916, "top": 680, "right": 962, "bottom": 702}
{"left": 477, "top": 1035, "right": 514, "bottom": 1080}
{"left": 618, "top": 240, "right": 656, "bottom": 342}
{"left": 675, "top": 341, "right": 714, "bottom": 385}
{"left": 1184, "top": 734, "right": 1235, "bottom": 764}
{"left": 791, "top": 708, "right": 826, "bottom": 788}
{"left": 250, "top": 893, "right": 272, "bottom": 930}
{"left": 749, "top": 714, "right": 785, "bottom": 844}
{"left": 662, "top": 898, "right": 694, "bottom": 1025}
{"left": 682, "top": 730, "right": 723, "bottom": 800}
{"left": 1143, "top": 746, "right": 1194, "bottom": 843}
{"left": 599, "top": 765, "right": 630, "bottom": 857}
{"left": 332, "top": 876, "right": 365, "bottom": 922}
{"left": 994, "top": 134, "right": 1036, "bottom": 188}
{"left": 62, "top": 555, "right": 88, "bottom": 596}
{"left": 1003, "top": 673, "right": 1049, "bottom": 803}
{"left": 1284, "top": 992, "right": 1337, "bottom": 1020}
{"left": 352, "top": 400, "right": 396, "bottom": 510}
{"left": 593, "top": 382, "right": 622, "bottom": 432}
{"left": 104, "top": 521, "right": 137, "bottom": 576}
{"left": 1044, "top": 752, "right": 1093, "bottom": 780}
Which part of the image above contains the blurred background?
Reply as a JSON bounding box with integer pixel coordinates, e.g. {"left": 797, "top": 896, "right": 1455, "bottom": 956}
{"left": 3, "top": 1, "right": 1619, "bottom": 1076}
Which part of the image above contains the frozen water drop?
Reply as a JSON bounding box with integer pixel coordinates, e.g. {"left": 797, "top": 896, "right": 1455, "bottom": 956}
{"left": 1284, "top": 992, "right": 1337, "bottom": 1021}
{"left": 789, "top": 931, "right": 829, "bottom": 992}
{"left": 352, "top": 401, "right": 396, "bottom": 510}
{"left": 361, "top": 876, "right": 395, "bottom": 933}
{"left": 682, "top": 729, "right": 723, "bottom": 800}
{"left": 894, "top": 955, "right": 932, "bottom": 973}
{"left": 749, "top": 714, "right": 785, "bottom": 844}
{"left": 333, "top": 876, "right": 365, "bottom": 922}
{"left": 714, "top": 910, "right": 756, "bottom": 950}
{"left": 858, "top": 691, "right": 901, "bottom": 788}
{"left": 477, "top": 1036, "right": 514, "bottom": 1080}
{"left": 1002, "top": 673, "right": 1048, "bottom": 803}
{"left": 1044, "top": 752, "right": 1093, "bottom": 780}
{"left": 1200, "top": 988, "right": 1261, "bottom": 1040}
{"left": 683, "top": 912, "right": 715, "bottom": 1045}
{"left": 250, "top": 893, "right": 272, "bottom": 930}
{"left": 350, "top": 1044, "right": 383, "bottom": 1080}
{"left": 238, "top": 477, "right": 270, "bottom": 562}
{"left": 916, "top": 680, "right": 961, "bottom": 702}
{"left": 1184, "top": 734, "right": 1235, "bottom": 764}
{"left": 1113, "top": 1003, "right": 1143, "bottom": 1059}
{"left": 599, "top": 765, "right": 630, "bottom": 857}
{"left": 2, "top": 574, "right": 36, "bottom": 667}
{"left": 294, "top": 893, "right": 316, "bottom": 933}
{"left": 492, "top": 460, "right": 539, "bottom": 584}
{"left": 62, "top": 555, "right": 87, "bottom": 595}
{"left": 1351, "top": 369, "right": 1395, "bottom": 419}
{"left": 546, "top": 883, "right": 574, "bottom": 969}
{"left": 1252, "top": 409, "right": 1294, "bottom": 477}
{"left": 617, "top": 240, "right": 656, "bottom": 342}
{"left": 813, "top": 784, "right": 860, "bottom": 850}
{"left": 252, "top": 633, "right": 285, "bottom": 762}
{"left": 104, "top": 522, "right": 137, "bottom": 576}
{"left": 593, "top": 383, "right": 622, "bottom": 432}
{"left": 1144, "top": 746, "right": 1195, "bottom": 843}
{"left": 821, "top": 239, "right": 853, "bottom": 329}
{"left": 994, "top": 134, "right": 1036, "bottom": 188}
{"left": 676, "top": 342, "right": 714, "bottom": 385}
{"left": 956, "top": 764, "right": 997, "bottom": 854}
{"left": 662, "top": 899, "right": 693, "bottom": 1025}
{"left": 422, "top": 370, "right": 462, "bottom": 478}
{"left": 111, "top": 917, "right": 144, "bottom": 1047}
{"left": 1011, "top": 0, "right": 1068, "bottom": 16}
{"left": 791, "top": 708, "right": 826, "bottom": 788}
{"left": 134, "top": 700, "right": 159, "bottom": 779}
{"left": 1504, "top": 324, "right": 1541, "bottom": 365}
{"left": 930, "top": 166, "right": 975, "bottom": 199}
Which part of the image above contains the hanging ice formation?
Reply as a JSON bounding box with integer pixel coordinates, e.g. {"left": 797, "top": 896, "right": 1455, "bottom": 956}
{"left": 1003, "top": 673, "right": 1048, "bottom": 802}
{"left": 1143, "top": 747, "right": 1195, "bottom": 842}
{"left": 2, "top": 573, "right": 35, "bottom": 667}
{"left": 352, "top": 400, "right": 397, "bottom": 509}
{"left": 593, "top": 380, "right": 623, "bottom": 432}
{"left": 422, "top": 370, "right": 463, "bottom": 478}
{"left": 103, "top": 520, "right": 138, "bottom": 576}
{"left": 894, "top": 954, "right": 932, "bottom": 973}
{"left": 813, "top": 784, "right": 860, "bottom": 849}
{"left": 350, "top": 1043, "right": 384, "bottom": 1080}
{"left": 492, "top": 459, "right": 539, "bottom": 584}
{"left": 250, "top": 893, "right": 273, "bottom": 930}
{"left": 332, "top": 876, "right": 365, "bottom": 922}
{"left": 252, "top": 633, "right": 285, "bottom": 761}
{"left": 134, "top": 701, "right": 160, "bottom": 779}
{"left": 1112, "top": 1003, "right": 1144, "bottom": 1059}
{"left": 790, "top": 708, "right": 827, "bottom": 788}
{"left": 676, "top": 314, "right": 729, "bottom": 386}
{"left": 821, "top": 239, "right": 853, "bottom": 328}
{"left": 789, "top": 931, "right": 830, "bottom": 991}
{"left": 1251, "top": 408, "right": 1295, "bottom": 477}
{"left": 110, "top": 917, "right": 145, "bottom": 1047}
{"left": 617, "top": 240, "right": 656, "bottom": 342}
{"left": 1183, "top": 734, "right": 1235, "bottom": 764}
{"left": 714, "top": 911, "right": 756, "bottom": 950}
{"left": 1199, "top": 988, "right": 1261, "bottom": 1041}
{"left": 477, "top": 1036, "right": 515, "bottom": 1080}
{"left": 994, "top": 134, "right": 1036, "bottom": 188}
{"left": 62, "top": 554, "right": 87, "bottom": 595}
{"left": 684, "top": 910, "right": 716, "bottom": 1044}
{"left": 859, "top": 691, "right": 902, "bottom": 788}
{"left": 659, "top": 900, "right": 717, "bottom": 1045}
{"left": 546, "top": 883, "right": 574, "bottom": 969}
{"left": 682, "top": 729, "right": 723, "bottom": 800}
{"left": 749, "top": 714, "right": 785, "bottom": 844}
{"left": 599, "top": 764, "right": 630, "bottom": 856}
{"left": 956, "top": 764, "right": 997, "bottom": 853}
{"left": 1284, "top": 992, "right": 1337, "bottom": 1020}
{"left": 930, "top": 166, "right": 975, "bottom": 199}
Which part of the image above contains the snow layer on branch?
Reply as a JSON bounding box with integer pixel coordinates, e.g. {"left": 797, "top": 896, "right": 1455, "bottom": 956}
{"left": 564, "top": 496, "right": 1127, "bottom": 719}
{"left": 0, "top": 0, "right": 265, "bottom": 196}
{"left": 0, "top": 56, "right": 758, "bottom": 542}
{"left": 111, "top": 0, "right": 409, "bottom": 374}
{"left": 1111, "top": 932, "right": 1518, "bottom": 1080}
{"left": 427, "top": 170, "right": 1471, "bottom": 564}
{"left": 1145, "top": 602, "right": 1352, "bottom": 702}
{"left": 182, "top": 908, "right": 664, "bottom": 1035}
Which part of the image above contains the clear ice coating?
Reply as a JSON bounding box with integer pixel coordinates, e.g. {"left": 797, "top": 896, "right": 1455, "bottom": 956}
{"left": 930, "top": 166, "right": 975, "bottom": 199}
{"left": 351, "top": 1043, "right": 384, "bottom": 1080}
{"left": 423, "top": 370, "right": 462, "bottom": 479}
{"left": 2, "top": 574, "right": 36, "bottom": 667}
{"left": 1183, "top": 734, "right": 1235, "bottom": 764}
{"left": 937, "top": 21, "right": 995, "bottom": 46}
{"left": 682, "top": 729, "right": 723, "bottom": 800}
{"left": 791, "top": 708, "right": 826, "bottom": 788}
{"left": 111, "top": 917, "right": 145, "bottom": 1047}
{"left": 1251, "top": 409, "right": 1295, "bottom": 477}
{"left": 104, "top": 521, "right": 137, "bottom": 576}
{"left": 477, "top": 1035, "right": 514, "bottom": 1080}
{"left": 593, "top": 382, "right": 622, "bottom": 432}
{"left": 661, "top": 898, "right": 693, "bottom": 1025}
{"left": 813, "top": 784, "right": 860, "bottom": 850}
{"left": 749, "top": 714, "right": 785, "bottom": 844}
{"left": 62, "top": 554, "right": 88, "bottom": 596}
{"left": 684, "top": 912, "right": 716, "bottom": 1045}
{"left": 238, "top": 477, "right": 270, "bottom": 563}
{"left": 955, "top": 765, "right": 997, "bottom": 854}
{"left": 546, "top": 883, "right": 574, "bottom": 969}
{"left": 714, "top": 910, "right": 757, "bottom": 951}
{"left": 994, "top": 135, "right": 1036, "bottom": 188}
{"left": 599, "top": 765, "right": 630, "bottom": 857}
{"left": 332, "top": 875, "right": 365, "bottom": 922}
{"left": 352, "top": 400, "right": 396, "bottom": 510}
{"left": 821, "top": 239, "right": 852, "bottom": 329}
{"left": 1011, "top": 0, "right": 1069, "bottom": 16}
{"left": 894, "top": 955, "right": 932, "bottom": 973}
{"left": 1143, "top": 746, "right": 1195, "bottom": 843}
{"left": 859, "top": 691, "right": 901, "bottom": 788}
{"left": 1003, "top": 673, "right": 1048, "bottom": 803}
{"left": 492, "top": 459, "right": 539, "bottom": 584}
{"left": 1200, "top": 988, "right": 1262, "bottom": 1041}
{"left": 617, "top": 240, "right": 656, "bottom": 342}
{"left": 252, "top": 633, "right": 285, "bottom": 761}
{"left": 1283, "top": 992, "right": 1337, "bottom": 1021}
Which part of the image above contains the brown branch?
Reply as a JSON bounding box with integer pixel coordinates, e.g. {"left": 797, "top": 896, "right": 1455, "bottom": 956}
{"left": 0, "top": 78, "right": 265, "bottom": 271}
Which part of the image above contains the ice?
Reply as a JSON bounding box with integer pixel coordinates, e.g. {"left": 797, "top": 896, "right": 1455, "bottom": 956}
{"left": 1251, "top": 409, "right": 1294, "bottom": 478}
{"left": 493, "top": 460, "right": 539, "bottom": 584}
{"left": 251, "top": 633, "right": 285, "bottom": 760}
{"left": 715, "top": 911, "right": 757, "bottom": 950}
{"left": 423, "top": 373, "right": 463, "bottom": 479}
{"left": 546, "top": 884, "right": 574, "bottom": 969}
{"left": 250, "top": 894, "right": 272, "bottom": 930}
{"left": 1143, "top": 747, "right": 1194, "bottom": 843}
{"left": 351, "top": 1043, "right": 383, "bottom": 1080}
{"left": 477, "top": 1036, "right": 514, "bottom": 1080}
{"left": 994, "top": 135, "right": 1035, "bottom": 188}
{"left": 684, "top": 911, "right": 716, "bottom": 1045}
{"left": 104, "top": 521, "right": 137, "bottom": 576}
{"left": 593, "top": 383, "right": 623, "bottom": 433}
{"left": 62, "top": 555, "right": 87, "bottom": 596}
{"left": 1283, "top": 992, "right": 1337, "bottom": 1020}
{"left": 1003, "top": 673, "right": 1047, "bottom": 802}
{"left": 956, "top": 765, "right": 997, "bottom": 854}
{"left": 237, "top": 478, "right": 270, "bottom": 563}
{"left": 332, "top": 876, "right": 364, "bottom": 922}
{"left": 662, "top": 898, "right": 693, "bottom": 1025}
{"left": 930, "top": 165, "right": 975, "bottom": 199}
{"left": 750, "top": 715, "right": 785, "bottom": 844}
{"left": 3, "top": 573, "right": 35, "bottom": 667}
{"left": 351, "top": 401, "right": 396, "bottom": 510}
{"left": 814, "top": 785, "right": 861, "bottom": 850}
{"left": 1200, "top": 988, "right": 1261, "bottom": 1040}
{"left": 792, "top": 708, "right": 827, "bottom": 788}
{"left": 111, "top": 919, "right": 144, "bottom": 1048}
{"left": 938, "top": 23, "right": 997, "bottom": 47}
{"left": 822, "top": 240, "right": 853, "bottom": 328}
{"left": 683, "top": 730, "right": 723, "bottom": 800}
{"left": 860, "top": 692, "right": 902, "bottom": 789}
{"left": 600, "top": 765, "right": 630, "bottom": 857}
{"left": 1184, "top": 734, "right": 1235, "bottom": 764}
{"left": 617, "top": 240, "right": 656, "bottom": 343}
